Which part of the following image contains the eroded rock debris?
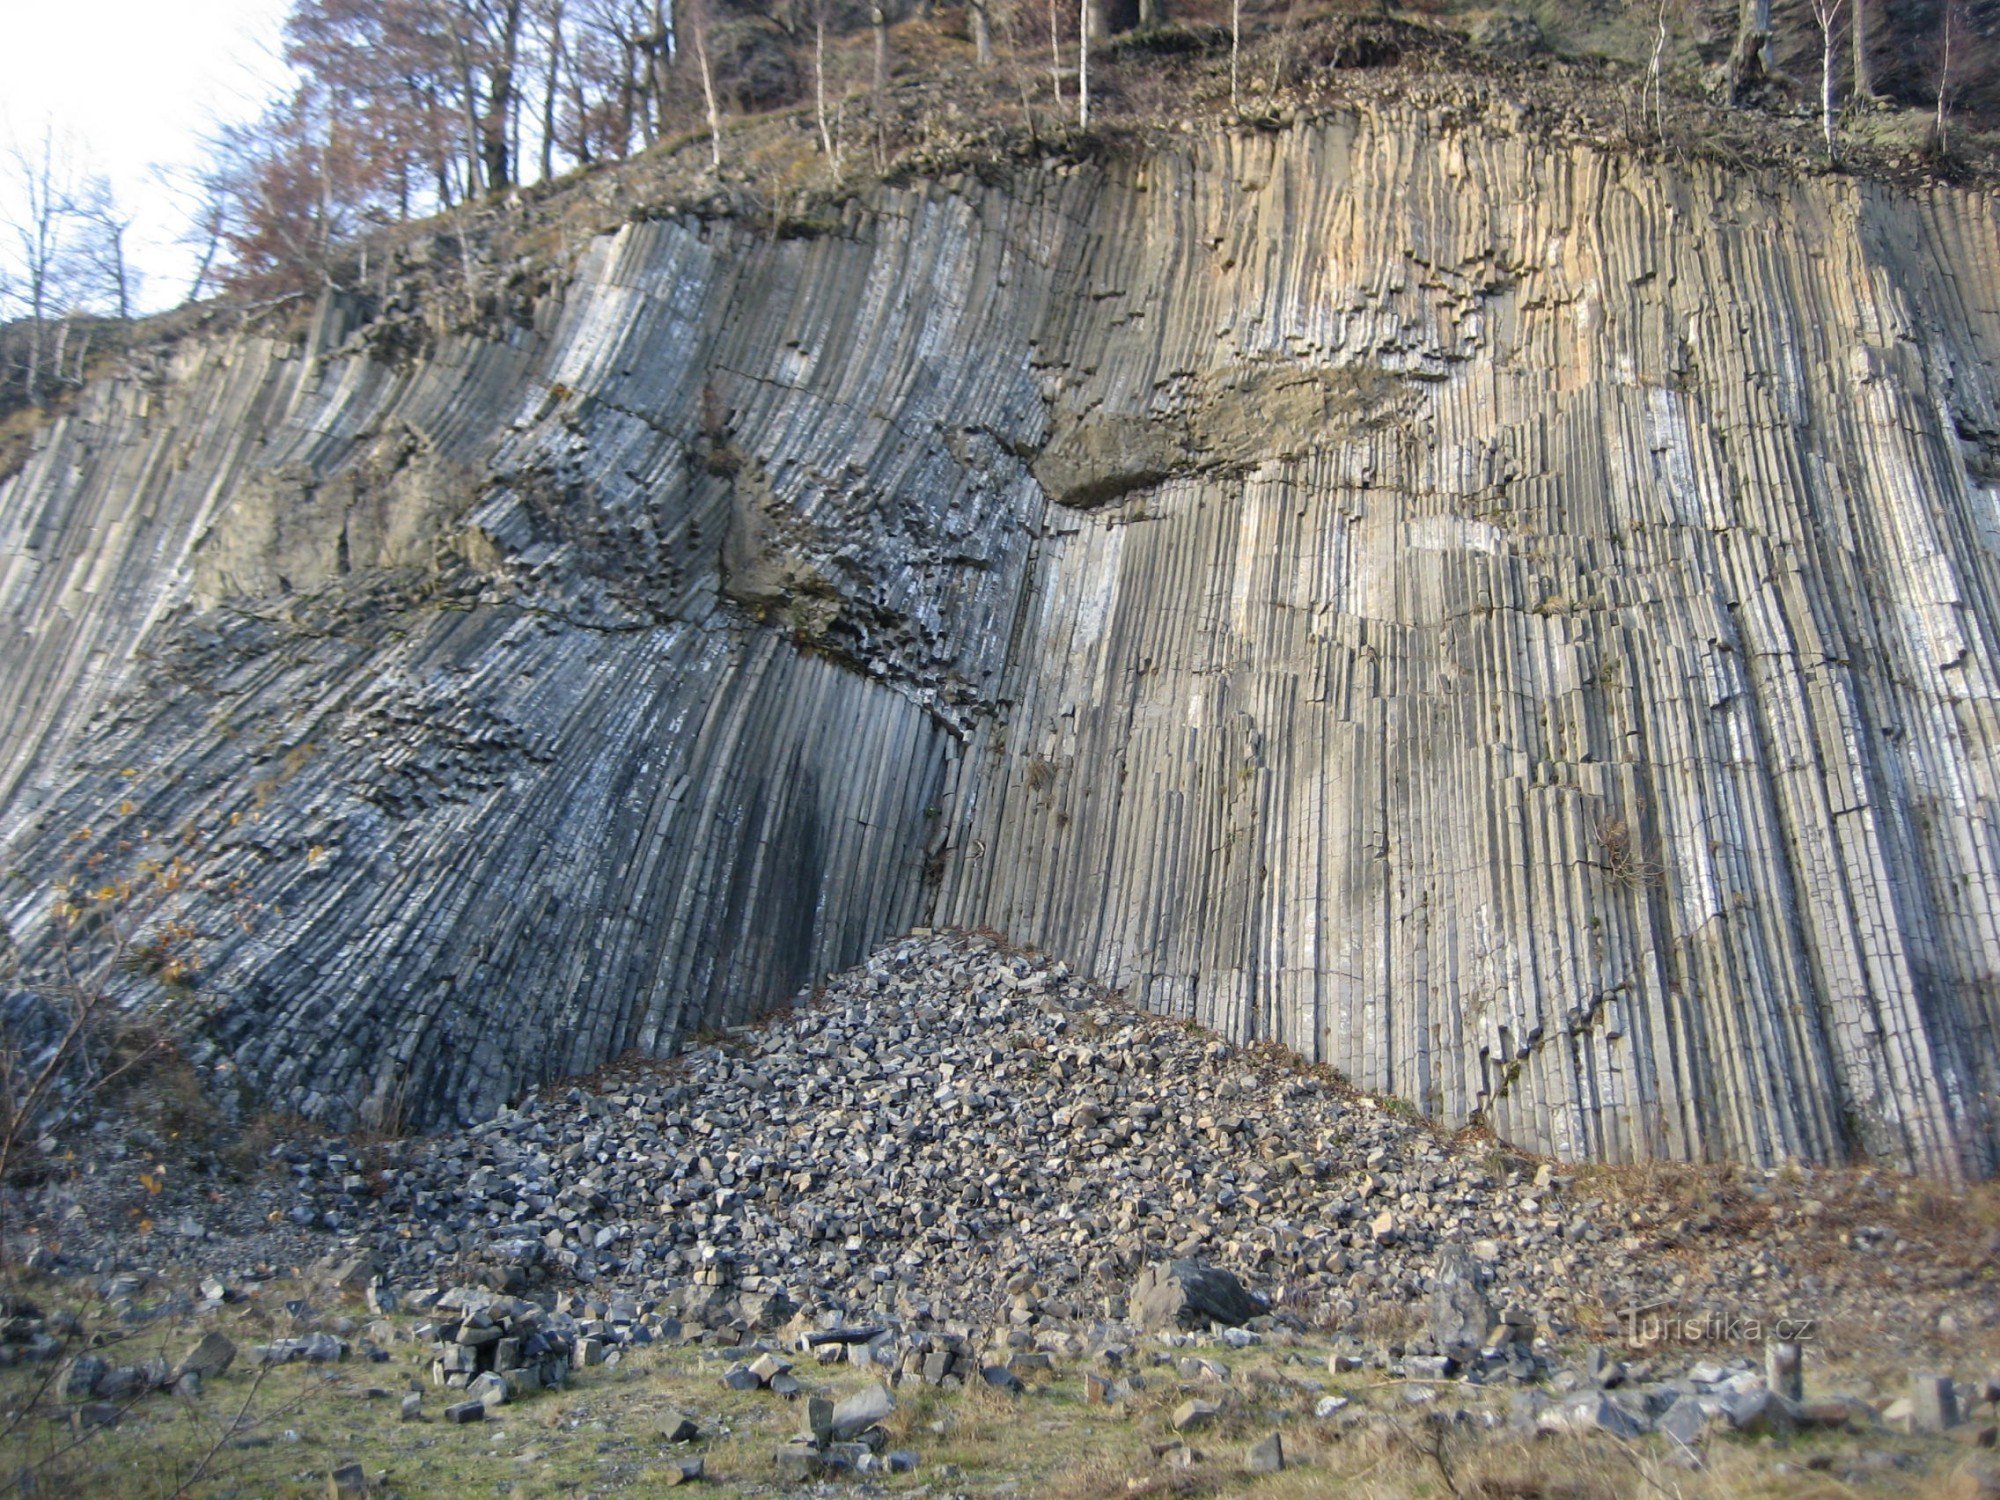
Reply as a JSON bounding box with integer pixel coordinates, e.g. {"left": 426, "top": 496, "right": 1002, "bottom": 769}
{"left": 7, "top": 932, "right": 2000, "bottom": 1487}
{"left": 245, "top": 933, "right": 1995, "bottom": 1376}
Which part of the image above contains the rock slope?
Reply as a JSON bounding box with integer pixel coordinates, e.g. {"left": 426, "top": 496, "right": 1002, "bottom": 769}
{"left": 14, "top": 930, "right": 1999, "bottom": 1494}
{"left": 4, "top": 106, "right": 2000, "bottom": 1175}
{"left": 264, "top": 932, "right": 1996, "bottom": 1362}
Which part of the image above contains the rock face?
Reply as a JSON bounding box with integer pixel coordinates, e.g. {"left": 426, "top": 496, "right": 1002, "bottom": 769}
{"left": 4, "top": 107, "right": 2000, "bottom": 1176}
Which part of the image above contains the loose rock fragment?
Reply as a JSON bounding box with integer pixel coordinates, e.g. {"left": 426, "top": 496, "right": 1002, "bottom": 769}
{"left": 1245, "top": 1431, "right": 1285, "bottom": 1473}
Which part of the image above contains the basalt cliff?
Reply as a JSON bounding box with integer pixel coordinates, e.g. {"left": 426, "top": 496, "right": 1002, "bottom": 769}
{"left": 5, "top": 105, "right": 2000, "bottom": 1178}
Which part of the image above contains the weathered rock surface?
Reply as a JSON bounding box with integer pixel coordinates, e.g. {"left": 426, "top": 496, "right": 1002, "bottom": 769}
{"left": 1130, "top": 1262, "right": 1264, "bottom": 1331}
{"left": 5, "top": 107, "right": 2000, "bottom": 1175}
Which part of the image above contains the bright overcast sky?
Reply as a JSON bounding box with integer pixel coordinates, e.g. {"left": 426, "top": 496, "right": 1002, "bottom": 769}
{"left": 2, "top": 0, "right": 296, "bottom": 312}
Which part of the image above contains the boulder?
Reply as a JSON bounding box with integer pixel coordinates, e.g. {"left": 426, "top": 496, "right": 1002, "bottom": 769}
{"left": 981, "top": 1364, "right": 1025, "bottom": 1394}
{"left": 831, "top": 1381, "right": 895, "bottom": 1440}
{"left": 1172, "top": 1398, "right": 1222, "bottom": 1432}
{"left": 1245, "top": 1431, "right": 1285, "bottom": 1473}
{"left": 1912, "top": 1374, "right": 1961, "bottom": 1434}
{"left": 1130, "top": 1261, "right": 1262, "bottom": 1331}
{"left": 60, "top": 1354, "right": 107, "bottom": 1402}
{"left": 177, "top": 1331, "right": 237, "bottom": 1382}
{"left": 1427, "top": 1245, "right": 1492, "bottom": 1358}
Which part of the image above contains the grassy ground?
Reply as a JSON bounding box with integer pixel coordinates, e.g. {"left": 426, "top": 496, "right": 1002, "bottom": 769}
{"left": 1, "top": 1270, "right": 1992, "bottom": 1499}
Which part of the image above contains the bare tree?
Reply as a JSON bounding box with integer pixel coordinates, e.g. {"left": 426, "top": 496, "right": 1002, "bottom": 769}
{"left": 0, "top": 869, "right": 203, "bottom": 1265}
{"left": 1851, "top": 0, "right": 1871, "bottom": 99}
{"left": 1077, "top": 0, "right": 1089, "bottom": 128}
{"left": 1047, "top": 0, "right": 1064, "bottom": 111}
{"left": 1809, "top": 0, "right": 1845, "bottom": 159}
{"left": 1727, "top": 0, "right": 1771, "bottom": 104}
{"left": 436, "top": 4, "right": 489, "bottom": 195}
{"left": 970, "top": 0, "right": 992, "bottom": 67}
{"left": 1936, "top": 0, "right": 1959, "bottom": 151}
{"left": 1264, "top": 0, "right": 1302, "bottom": 103}
{"left": 539, "top": 0, "right": 568, "bottom": 180}
{"left": 184, "top": 195, "right": 228, "bottom": 304}
{"left": 690, "top": 0, "right": 724, "bottom": 171}
{"left": 814, "top": 0, "right": 842, "bottom": 177}
{"left": 4, "top": 128, "right": 79, "bottom": 407}
{"left": 475, "top": 0, "right": 527, "bottom": 189}
{"left": 1229, "top": 0, "right": 1240, "bottom": 113}
{"left": 1644, "top": 0, "right": 1670, "bottom": 142}
{"left": 77, "top": 177, "right": 136, "bottom": 323}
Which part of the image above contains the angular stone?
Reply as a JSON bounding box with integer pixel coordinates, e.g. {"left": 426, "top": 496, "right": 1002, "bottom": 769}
{"left": 1912, "top": 1374, "right": 1961, "bottom": 1434}
{"left": 1765, "top": 1340, "right": 1803, "bottom": 1403}
{"left": 60, "top": 1354, "right": 107, "bottom": 1402}
{"left": 1245, "top": 1431, "right": 1284, "bottom": 1473}
{"left": 1173, "top": 1399, "right": 1222, "bottom": 1432}
{"left": 772, "top": 1450, "right": 828, "bottom": 1481}
{"left": 1427, "top": 1245, "right": 1491, "bottom": 1357}
{"left": 1721, "top": 1387, "right": 1794, "bottom": 1437}
{"left": 71, "top": 1402, "right": 121, "bottom": 1431}
{"left": 1659, "top": 1395, "right": 1723, "bottom": 1449}
{"left": 1542, "top": 1394, "right": 1651, "bottom": 1439}
{"left": 1129, "top": 1262, "right": 1262, "bottom": 1331}
{"left": 177, "top": 1332, "right": 237, "bottom": 1382}
{"left": 980, "top": 1364, "right": 1024, "bottom": 1394}
{"left": 831, "top": 1382, "right": 895, "bottom": 1440}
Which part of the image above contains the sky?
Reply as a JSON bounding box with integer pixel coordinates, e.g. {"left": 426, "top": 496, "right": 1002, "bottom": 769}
{"left": 1, "top": 0, "right": 296, "bottom": 313}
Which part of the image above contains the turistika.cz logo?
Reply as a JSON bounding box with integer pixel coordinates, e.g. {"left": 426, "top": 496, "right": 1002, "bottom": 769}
{"left": 1618, "top": 1305, "right": 1819, "bottom": 1347}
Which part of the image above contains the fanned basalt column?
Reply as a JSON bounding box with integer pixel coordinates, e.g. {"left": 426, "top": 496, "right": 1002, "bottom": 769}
{"left": 4, "top": 108, "right": 1999, "bottom": 1174}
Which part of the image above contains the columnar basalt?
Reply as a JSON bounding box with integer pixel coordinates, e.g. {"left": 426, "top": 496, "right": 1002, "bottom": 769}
{"left": 3, "top": 107, "right": 1998, "bottom": 1176}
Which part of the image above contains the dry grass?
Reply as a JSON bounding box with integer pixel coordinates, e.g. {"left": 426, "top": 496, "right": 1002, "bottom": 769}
{"left": 0, "top": 1271, "right": 1990, "bottom": 1498}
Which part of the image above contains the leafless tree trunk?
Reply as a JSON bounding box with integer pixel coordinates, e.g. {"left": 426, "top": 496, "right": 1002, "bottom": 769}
{"left": 184, "top": 194, "right": 225, "bottom": 304}
{"left": 564, "top": 38, "right": 596, "bottom": 161}
{"left": 1936, "top": 0, "right": 1957, "bottom": 150}
{"left": 1230, "top": 0, "right": 1240, "bottom": 112}
{"left": 1265, "top": 0, "right": 1301, "bottom": 101}
{"left": 79, "top": 178, "right": 133, "bottom": 321}
{"left": 541, "top": 0, "right": 567, "bottom": 180}
{"left": 692, "top": 0, "right": 723, "bottom": 171}
{"left": 1048, "top": 0, "right": 1064, "bottom": 110}
{"left": 815, "top": 0, "right": 841, "bottom": 178}
{"left": 5, "top": 128, "right": 77, "bottom": 407}
{"left": 648, "top": 0, "right": 675, "bottom": 140}
{"left": 1645, "top": 0, "right": 1670, "bottom": 142}
{"left": 1851, "top": 0, "right": 1871, "bottom": 99}
{"left": 1810, "top": 0, "right": 1843, "bottom": 159}
{"left": 873, "top": 6, "right": 890, "bottom": 92}
{"left": 1077, "top": 0, "right": 1089, "bottom": 128}
{"left": 441, "top": 12, "right": 488, "bottom": 196}
{"left": 483, "top": 0, "right": 525, "bottom": 189}
{"left": 1728, "top": 0, "right": 1771, "bottom": 104}
{"left": 970, "top": 0, "right": 992, "bottom": 67}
